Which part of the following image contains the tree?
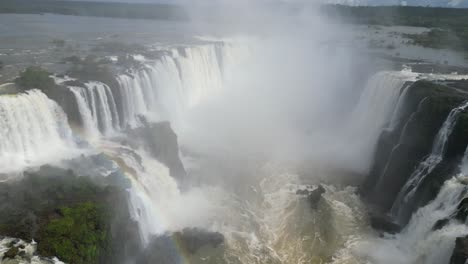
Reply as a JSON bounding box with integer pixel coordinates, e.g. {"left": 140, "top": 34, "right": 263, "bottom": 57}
{"left": 15, "top": 66, "right": 56, "bottom": 92}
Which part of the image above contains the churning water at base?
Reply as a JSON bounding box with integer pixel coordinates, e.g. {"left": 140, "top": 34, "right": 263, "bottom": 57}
{"left": 330, "top": 143, "right": 468, "bottom": 264}
{"left": 336, "top": 176, "right": 468, "bottom": 264}
{"left": 0, "top": 90, "right": 77, "bottom": 174}
{"left": 213, "top": 169, "right": 367, "bottom": 264}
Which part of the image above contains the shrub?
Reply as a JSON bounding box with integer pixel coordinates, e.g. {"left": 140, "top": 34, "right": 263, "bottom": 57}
{"left": 37, "top": 202, "right": 109, "bottom": 264}
{"left": 52, "top": 39, "right": 66, "bottom": 48}
{"left": 15, "top": 66, "right": 56, "bottom": 92}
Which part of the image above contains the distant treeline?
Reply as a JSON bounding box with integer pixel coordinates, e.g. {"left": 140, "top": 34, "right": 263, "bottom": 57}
{"left": 0, "top": 0, "right": 188, "bottom": 21}
{"left": 324, "top": 5, "right": 468, "bottom": 51}
{"left": 1, "top": 1, "right": 467, "bottom": 51}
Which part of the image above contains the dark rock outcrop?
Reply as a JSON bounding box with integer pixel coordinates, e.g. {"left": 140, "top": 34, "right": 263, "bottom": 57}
{"left": 369, "top": 212, "right": 402, "bottom": 234}
{"left": 127, "top": 120, "right": 187, "bottom": 184}
{"left": 450, "top": 236, "right": 468, "bottom": 264}
{"left": 46, "top": 84, "right": 83, "bottom": 126}
{"left": 456, "top": 197, "right": 468, "bottom": 221}
{"left": 173, "top": 228, "right": 224, "bottom": 254}
{"left": 308, "top": 185, "right": 326, "bottom": 209}
{"left": 432, "top": 218, "right": 450, "bottom": 231}
{"left": 3, "top": 246, "right": 19, "bottom": 260}
{"left": 297, "top": 185, "right": 326, "bottom": 209}
{"left": 136, "top": 228, "right": 224, "bottom": 264}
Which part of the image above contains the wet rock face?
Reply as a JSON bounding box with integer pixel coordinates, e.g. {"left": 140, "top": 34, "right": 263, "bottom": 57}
{"left": 364, "top": 80, "right": 468, "bottom": 222}
{"left": 369, "top": 213, "right": 402, "bottom": 234}
{"left": 127, "top": 120, "right": 187, "bottom": 183}
{"left": 455, "top": 197, "right": 468, "bottom": 222}
{"left": 361, "top": 79, "right": 468, "bottom": 264}
{"left": 450, "top": 236, "right": 468, "bottom": 264}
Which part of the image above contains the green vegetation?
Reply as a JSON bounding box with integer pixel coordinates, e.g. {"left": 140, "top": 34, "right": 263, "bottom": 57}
{"left": 0, "top": 166, "right": 140, "bottom": 264}
{"left": 67, "top": 55, "right": 116, "bottom": 85}
{"left": 38, "top": 202, "right": 109, "bottom": 264}
{"left": 0, "top": 0, "right": 188, "bottom": 21}
{"left": 324, "top": 5, "right": 468, "bottom": 51}
{"left": 14, "top": 66, "right": 57, "bottom": 92}
{"left": 52, "top": 38, "right": 66, "bottom": 48}
{"left": 404, "top": 28, "right": 463, "bottom": 51}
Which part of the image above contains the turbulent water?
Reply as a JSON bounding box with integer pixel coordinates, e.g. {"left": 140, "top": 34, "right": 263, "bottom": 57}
{"left": 214, "top": 169, "right": 368, "bottom": 264}
{"left": 0, "top": 90, "right": 76, "bottom": 174}
{"left": 338, "top": 167, "right": 468, "bottom": 264}
{"left": 0, "top": 238, "right": 64, "bottom": 264}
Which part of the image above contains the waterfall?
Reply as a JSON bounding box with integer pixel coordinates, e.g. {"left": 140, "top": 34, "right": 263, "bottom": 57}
{"left": 68, "top": 86, "right": 100, "bottom": 139}
{"left": 116, "top": 73, "right": 155, "bottom": 128}
{"left": 67, "top": 81, "right": 120, "bottom": 136}
{"left": 342, "top": 71, "right": 416, "bottom": 173}
{"left": 84, "top": 81, "right": 120, "bottom": 134}
{"left": 349, "top": 71, "right": 415, "bottom": 137}
{"left": 0, "top": 90, "right": 76, "bottom": 173}
{"left": 63, "top": 43, "right": 242, "bottom": 135}
{"left": 115, "top": 44, "right": 233, "bottom": 128}
{"left": 391, "top": 100, "right": 468, "bottom": 220}
{"left": 388, "top": 84, "right": 412, "bottom": 130}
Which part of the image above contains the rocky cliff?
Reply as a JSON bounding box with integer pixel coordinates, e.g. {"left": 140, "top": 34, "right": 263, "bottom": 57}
{"left": 361, "top": 78, "right": 468, "bottom": 262}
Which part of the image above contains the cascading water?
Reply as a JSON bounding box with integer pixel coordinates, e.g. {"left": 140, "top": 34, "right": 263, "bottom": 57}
{"left": 391, "top": 100, "right": 468, "bottom": 221}
{"left": 0, "top": 90, "right": 76, "bottom": 173}
{"left": 349, "top": 71, "right": 414, "bottom": 138}
{"left": 68, "top": 86, "right": 100, "bottom": 139}
{"left": 100, "top": 142, "right": 220, "bottom": 245}
{"left": 115, "top": 44, "right": 242, "bottom": 128}
{"left": 116, "top": 73, "right": 154, "bottom": 128}
{"left": 325, "top": 71, "right": 416, "bottom": 174}
{"left": 67, "top": 81, "right": 120, "bottom": 136}
{"left": 64, "top": 43, "right": 246, "bottom": 138}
